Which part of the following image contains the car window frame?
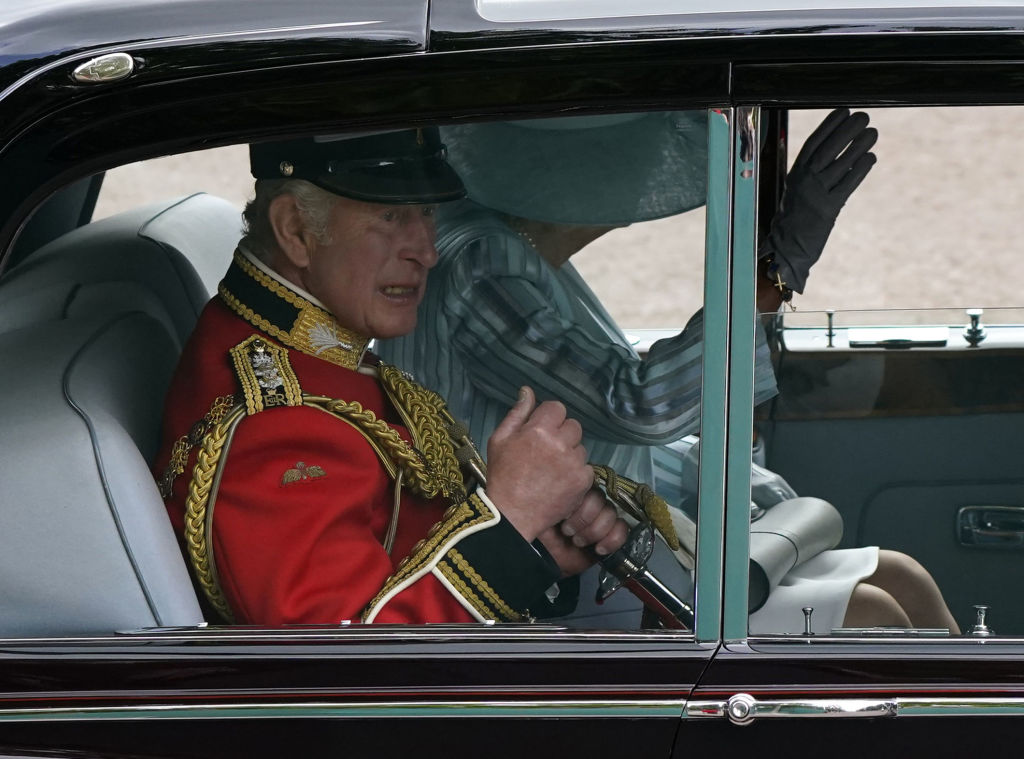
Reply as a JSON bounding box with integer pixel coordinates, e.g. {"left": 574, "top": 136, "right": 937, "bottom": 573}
{"left": 722, "top": 98, "right": 1024, "bottom": 650}
{"left": 0, "top": 43, "right": 736, "bottom": 657}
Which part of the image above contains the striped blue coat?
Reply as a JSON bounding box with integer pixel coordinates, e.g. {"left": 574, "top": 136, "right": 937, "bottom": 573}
{"left": 378, "top": 203, "right": 777, "bottom": 500}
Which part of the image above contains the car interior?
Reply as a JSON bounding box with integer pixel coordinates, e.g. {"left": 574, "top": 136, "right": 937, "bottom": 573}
{"left": 1, "top": 105, "right": 1022, "bottom": 639}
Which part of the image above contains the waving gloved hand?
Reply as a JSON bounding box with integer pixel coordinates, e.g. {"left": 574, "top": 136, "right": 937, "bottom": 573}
{"left": 760, "top": 108, "right": 878, "bottom": 294}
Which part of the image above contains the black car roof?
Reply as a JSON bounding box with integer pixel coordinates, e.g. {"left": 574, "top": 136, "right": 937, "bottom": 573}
{"left": 4, "top": 0, "right": 1024, "bottom": 265}
{"left": 0, "top": 0, "right": 429, "bottom": 95}
{"left": 6, "top": 0, "right": 1024, "bottom": 69}
{"left": 4, "top": 0, "right": 1024, "bottom": 95}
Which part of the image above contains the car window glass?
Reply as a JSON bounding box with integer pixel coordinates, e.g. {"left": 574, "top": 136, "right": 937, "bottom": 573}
{"left": 750, "top": 106, "right": 1024, "bottom": 639}
{"left": 94, "top": 145, "right": 251, "bottom": 222}
{"left": 380, "top": 111, "right": 707, "bottom": 632}
{"left": 4, "top": 112, "right": 708, "bottom": 637}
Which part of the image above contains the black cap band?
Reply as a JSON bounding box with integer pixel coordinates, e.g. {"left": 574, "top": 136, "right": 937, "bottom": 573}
{"left": 250, "top": 128, "right": 465, "bottom": 204}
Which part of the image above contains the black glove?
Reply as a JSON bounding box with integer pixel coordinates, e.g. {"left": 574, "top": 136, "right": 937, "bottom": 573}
{"left": 761, "top": 108, "right": 878, "bottom": 294}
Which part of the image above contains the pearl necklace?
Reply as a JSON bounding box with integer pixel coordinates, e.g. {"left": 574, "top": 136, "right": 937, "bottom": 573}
{"left": 510, "top": 219, "right": 541, "bottom": 252}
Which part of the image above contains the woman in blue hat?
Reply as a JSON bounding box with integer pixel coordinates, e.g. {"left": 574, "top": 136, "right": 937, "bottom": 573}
{"left": 379, "top": 110, "right": 960, "bottom": 635}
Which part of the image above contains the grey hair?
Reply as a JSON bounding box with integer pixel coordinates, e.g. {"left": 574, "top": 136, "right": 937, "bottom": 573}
{"left": 241, "top": 179, "right": 337, "bottom": 263}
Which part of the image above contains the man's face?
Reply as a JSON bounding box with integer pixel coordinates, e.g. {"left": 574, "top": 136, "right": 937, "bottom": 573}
{"left": 299, "top": 196, "right": 440, "bottom": 339}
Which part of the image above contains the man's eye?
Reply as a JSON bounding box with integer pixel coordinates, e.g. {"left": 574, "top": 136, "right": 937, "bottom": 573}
{"left": 381, "top": 210, "right": 396, "bottom": 222}
{"left": 421, "top": 206, "right": 437, "bottom": 218}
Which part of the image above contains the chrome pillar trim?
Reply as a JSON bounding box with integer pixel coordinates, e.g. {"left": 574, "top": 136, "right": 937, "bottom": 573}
{"left": 0, "top": 699, "right": 687, "bottom": 723}
{"left": 721, "top": 103, "right": 760, "bottom": 643}
{"left": 688, "top": 695, "right": 1024, "bottom": 723}
{"left": 695, "top": 106, "right": 734, "bottom": 644}
{"left": 72, "top": 53, "right": 135, "bottom": 84}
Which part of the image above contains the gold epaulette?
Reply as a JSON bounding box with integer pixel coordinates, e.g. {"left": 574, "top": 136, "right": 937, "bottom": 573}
{"left": 229, "top": 335, "right": 303, "bottom": 414}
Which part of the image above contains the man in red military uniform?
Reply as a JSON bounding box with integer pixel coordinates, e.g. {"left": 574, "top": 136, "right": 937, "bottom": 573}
{"left": 154, "top": 128, "right": 627, "bottom": 626}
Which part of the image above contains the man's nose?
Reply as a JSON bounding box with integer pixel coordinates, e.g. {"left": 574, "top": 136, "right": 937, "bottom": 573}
{"left": 401, "top": 215, "right": 439, "bottom": 268}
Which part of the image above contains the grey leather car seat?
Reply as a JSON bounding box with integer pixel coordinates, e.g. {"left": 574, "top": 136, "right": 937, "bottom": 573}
{"left": 0, "top": 193, "right": 241, "bottom": 635}
{"left": 0, "top": 193, "right": 240, "bottom": 342}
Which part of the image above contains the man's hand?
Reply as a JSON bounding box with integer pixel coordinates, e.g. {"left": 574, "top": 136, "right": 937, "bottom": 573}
{"left": 761, "top": 108, "right": 878, "bottom": 294}
{"left": 486, "top": 386, "right": 594, "bottom": 543}
{"left": 536, "top": 488, "right": 629, "bottom": 576}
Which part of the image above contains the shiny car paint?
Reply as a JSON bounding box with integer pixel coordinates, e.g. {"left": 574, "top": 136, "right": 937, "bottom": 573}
{"left": 3, "top": 2, "right": 1024, "bottom": 757}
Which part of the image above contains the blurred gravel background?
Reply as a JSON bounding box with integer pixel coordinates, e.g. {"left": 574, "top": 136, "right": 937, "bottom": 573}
{"left": 94, "top": 107, "right": 1024, "bottom": 328}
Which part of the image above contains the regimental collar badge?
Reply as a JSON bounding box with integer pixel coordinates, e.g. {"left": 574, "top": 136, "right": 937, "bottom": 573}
{"left": 281, "top": 461, "right": 327, "bottom": 486}
{"left": 218, "top": 247, "right": 370, "bottom": 371}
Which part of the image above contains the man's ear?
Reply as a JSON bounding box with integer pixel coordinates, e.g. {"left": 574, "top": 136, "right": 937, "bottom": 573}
{"left": 267, "top": 194, "right": 317, "bottom": 270}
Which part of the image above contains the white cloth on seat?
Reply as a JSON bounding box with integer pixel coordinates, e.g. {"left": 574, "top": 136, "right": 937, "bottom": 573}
{"left": 750, "top": 546, "right": 879, "bottom": 634}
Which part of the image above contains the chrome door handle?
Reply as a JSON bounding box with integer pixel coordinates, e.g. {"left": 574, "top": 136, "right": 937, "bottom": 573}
{"left": 687, "top": 694, "right": 895, "bottom": 725}
{"left": 687, "top": 694, "right": 1024, "bottom": 725}
{"left": 958, "top": 505, "right": 1024, "bottom": 548}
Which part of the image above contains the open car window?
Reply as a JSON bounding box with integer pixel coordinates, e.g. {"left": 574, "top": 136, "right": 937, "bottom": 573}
{"left": 749, "top": 106, "right": 1024, "bottom": 638}
{"left": 0, "top": 110, "right": 712, "bottom": 638}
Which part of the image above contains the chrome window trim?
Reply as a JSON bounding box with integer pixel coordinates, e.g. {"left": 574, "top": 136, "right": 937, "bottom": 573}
{"left": 0, "top": 625, "right": 711, "bottom": 646}
{"left": 475, "top": 0, "right": 1024, "bottom": 24}
{"left": 0, "top": 699, "right": 688, "bottom": 722}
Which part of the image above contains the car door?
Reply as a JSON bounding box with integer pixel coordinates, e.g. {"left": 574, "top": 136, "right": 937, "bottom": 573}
{"left": 682, "top": 51, "right": 1024, "bottom": 755}
{"left": 758, "top": 104, "right": 1024, "bottom": 635}
{"left": 0, "top": 18, "right": 737, "bottom": 756}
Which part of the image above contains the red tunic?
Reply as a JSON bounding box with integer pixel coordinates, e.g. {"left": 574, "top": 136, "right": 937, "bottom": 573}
{"left": 155, "top": 287, "right": 557, "bottom": 626}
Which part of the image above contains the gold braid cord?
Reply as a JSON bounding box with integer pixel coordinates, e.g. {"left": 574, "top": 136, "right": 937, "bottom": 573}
{"left": 183, "top": 404, "right": 247, "bottom": 622}
{"left": 377, "top": 363, "right": 466, "bottom": 502}
{"left": 303, "top": 393, "right": 463, "bottom": 502}
{"left": 157, "top": 395, "right": 236, "bottom": 500}
{"left": 592, "top": 465, "right": 681, "bottom": 551}
{"left": 291, "top": 361, "right": 467, "bottom": 502}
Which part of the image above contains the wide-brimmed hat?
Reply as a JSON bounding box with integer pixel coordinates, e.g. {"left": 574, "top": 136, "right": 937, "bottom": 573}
{"left": 249, "top": 127, "right": 465, "bottom": 204}
{"left": 440, "top": 111, "right": 707, "bottom": 225}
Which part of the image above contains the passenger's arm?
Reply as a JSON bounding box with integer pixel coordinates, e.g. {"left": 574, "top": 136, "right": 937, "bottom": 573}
{"left": 443, "top": 233, "right": 776, "bottom": 445}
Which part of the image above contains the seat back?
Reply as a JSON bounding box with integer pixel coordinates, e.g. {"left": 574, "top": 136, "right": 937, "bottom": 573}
{"left": 0, "top": 193, "right": 241, "bottom": 343}
{"left": 0, "top": 313, "right": 203, "bottom": 635}
{"left": 0, "top": 193, "right": 241, "bottom": 635}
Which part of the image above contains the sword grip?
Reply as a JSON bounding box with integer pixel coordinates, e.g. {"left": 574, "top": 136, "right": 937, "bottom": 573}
{"left": 449, "top": 424, "right": 691, "bottom": 629}
{"left": 597, "top": 547, "right": 694, "bottom": 630}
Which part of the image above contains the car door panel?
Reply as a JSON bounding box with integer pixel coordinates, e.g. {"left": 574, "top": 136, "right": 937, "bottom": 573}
{"left": 759, "top": 341, "right": 1024, "bottom": 633}
{"left": 681, "top": 643, "right": 1024, "bottom": 757}
{"left": 0, "top": 632, "right": 710, "bottom": 757}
